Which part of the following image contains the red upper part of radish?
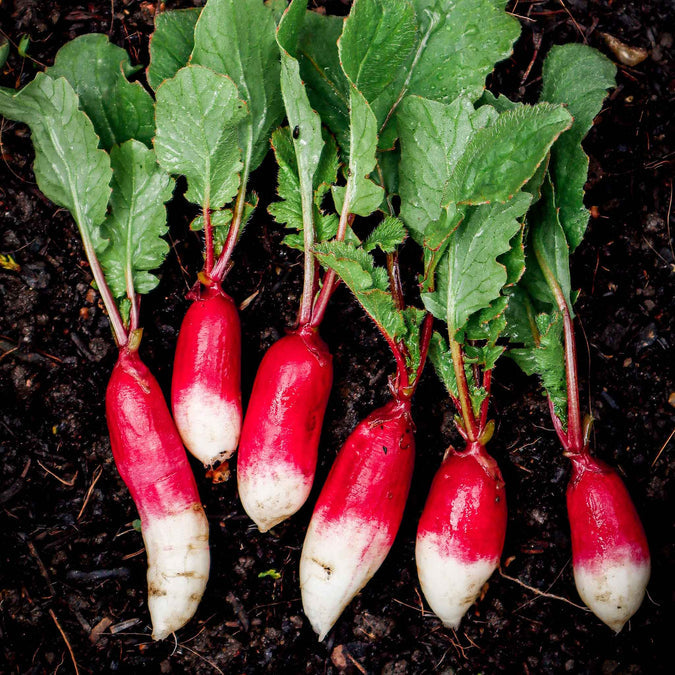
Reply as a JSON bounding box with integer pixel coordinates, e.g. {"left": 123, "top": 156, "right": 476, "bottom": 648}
{"left": 237, "top": 325, "right": 333, "bottom": 532}
{"left": 172, "top": 285, "right": 242, "bottom": 468}
{"left": 106, "top": 346, "right": 210, "bottom": 640}
{"left": 566, "top": 453, "right": 650, "bottom": 632}
{"left": 300, "top": 398, "right": 414, "bottom": 640}
{"left": 416, "top": 441, "right": 507, "bottom": 628}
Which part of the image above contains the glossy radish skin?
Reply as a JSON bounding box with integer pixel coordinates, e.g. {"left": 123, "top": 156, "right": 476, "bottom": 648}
{"left": 106, "top": 347, "right": 209, "bottom": 640}
{"left": 237, "top": 326, "right": 333, "bottom": 532}
{"left": 172, "top": 285, "right": 242, "bottom": 468}
{"left": 300, "top": 398, "right": 414, "bottom": 640}
{"left": 567, "top": 454, "right": 650, "bottom": 632}
{"left": 416, "top": 441, "right": 506, "bottom": 629}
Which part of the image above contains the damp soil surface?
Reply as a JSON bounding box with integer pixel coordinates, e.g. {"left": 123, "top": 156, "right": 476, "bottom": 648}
{"left": 0, "top": 1, "right": 673, "bottom": 673}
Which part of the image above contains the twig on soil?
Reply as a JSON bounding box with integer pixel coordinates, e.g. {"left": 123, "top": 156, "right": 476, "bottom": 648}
{"left": 392, "top": 597, "right": 434, "bottom": 617}
{"left": 651, "top": 426, "right": 675, "bottom": 467}
{"left": 49, "top": 609, "right": 80, "bottom": 675}
{"left": 179, "top": 643, "right": 226, "bottom": 675}
{"left": 37, "top": 460, "right": 78, "bottom": 487}
{"left": 77, "top": 465, "right": 103, "bottom": 520}
{"left": 499, "top": 568, "right": 587, "bottom": 610}
{"left": 21, "top": 535, "right": 55, "bottom": 595}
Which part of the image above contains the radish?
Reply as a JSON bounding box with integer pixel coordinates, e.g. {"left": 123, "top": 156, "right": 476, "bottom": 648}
{"left": 304, "top": 222, "right": 433, "bottom": 638}
{"left": 171, "top": 285, "right": 242, "bottom": 468}
{"left": 153, "top": 0, "right": 284, "bottom": 471}
{"left": 416, "top": 440, "right": 506, "bottom": 629}
{"left": 238, "top": 326, "right": 332, "bottom": 532}
{"left": 0, "top": 71, "right": 209, "bottom": 639}
{"left": 300, "top": 397, "right": 415, "bottom": 639}
{"left": 107, "top": 345, "right": 209, "bottom": 640}
{"left": 505, "top": 44, "right": 649, "bottom": 630}
{"left": 566, "top": 455, "right": 650, "bottom": 632}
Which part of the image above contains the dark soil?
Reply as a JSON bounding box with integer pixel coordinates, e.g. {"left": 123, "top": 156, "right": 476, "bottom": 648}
{"left": 1, "top": 1, "right": 673, "bottom": 673}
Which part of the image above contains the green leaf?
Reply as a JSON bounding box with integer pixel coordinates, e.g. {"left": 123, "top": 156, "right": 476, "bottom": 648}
{"left": 428, "top": 331, "right": 458, "bottom": 399}
{"left": 98, "top": 140, "right": 175, "bottom": 300}
{"left": 339, "top": 0, "right": 417, "bottom": 105}
{"left": 405, "top": 0, "right": 520, "bottom": 105}
{"left": 499, "top": 226, "right": 526, "bottom": 287}
{"left": 47, "top": 34, "right": 155, "bottom": 150}
{"left": 0, "top": 40, "right": 9, "bottom": 69}
{"left": 297, "top": 11, "right": 350, "bottom": 152}
{"left": 532, "top": 311, "right": 567, "bottom": 425}
{"left": 477, "top": 89, "right": 518, "bottom": 112}
{"left": 192, "top": 0, "right": 283, "bottom": 171}
{"left": 258, "top": 568, "right": 282, "bottom": 580}
{"left": 524, "top": 176, "right": 572, "bottom": 311}
{"left": 540, "top": 44, "right": 616, "bottom": 250}
{"left": 363, "top": 216, "right": 407, "bottom": 253}
{"left": 314, "top": 240, "right": 405, "bottom": 342}
{"left": 0, "top": 74, "right": 112, "bottom": 257}
{"left": 147, "top": 8, "right": 200, "bottom": 90}
{"left": 276, "top": 0, "right": 327, "bottom": 256}
{"left": 445, "top": 103, "right": 572, "bottom": 205}
{"left": 333, "top": 87, "right": 384, "bottom": 217}
{"left": 154, "top": 65, "right": 247, "bottom": 209}
{"left": 18, "top": 35, "right": 30, "bottom": 58}
{"left": 398, "top": 95, "right": 496, "bottom": 243}
{"left": 422, "top": 192, "right": 532, "bottom": 336}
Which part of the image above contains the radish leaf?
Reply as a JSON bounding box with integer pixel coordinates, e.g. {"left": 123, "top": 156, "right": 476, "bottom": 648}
{"left": 541, "top": 44, "right": 616, "bottom": 250}
{"left": 422, "top": 192, "right": 532, "bottom": 336}
{"left": 338, "top": 0, "right": 417, "bottom": 106}
{"left": 444, "top": 103, "right": 572, "bottom": 205}
{"left": 98, "top": 140, "right": 175, "bottom": 300}
{"left": 46, "top": 34, "right": 155, "bottom": 150}
{"left": 154, "top": 65, "right": 247, "bottom": 210}
{"left": 0, "top": 74, "right": 111, "bottom": 256}
{"left": 192, "top": 0, "right": 283, "bottom": 172}
{"left": 147, "top": 8, "right": 200, "bottom": 90}
{"left": 363, "top": 216, "right": 407, "bottom": 253}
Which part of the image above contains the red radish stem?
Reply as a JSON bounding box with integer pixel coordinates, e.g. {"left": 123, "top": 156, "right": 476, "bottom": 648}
{"left": 416, "top": 331, "right": 505, "bottom": 628}
{"left": 107, "top": 343, "right": 209, "bottom": 640}
{"left": 537, "top": 252, "right": 650, "bottom": 632}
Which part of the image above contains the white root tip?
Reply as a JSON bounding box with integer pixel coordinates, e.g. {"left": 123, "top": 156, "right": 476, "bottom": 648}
{"left": 174, "top": 385, "right": 240, "bottom": 468}
{"left": 574, "top": 558, "right": 650, "bottom": 632}
{"left": 142, "top": 505, "right": 210, "bottom": 640}
{"left": 300, "top": 515, "right": 391, "bottom": 640}
{"left": 238, "top": 468, "right": 311, "bottom": 533}
{"left": 416, "top": 534, "right": 498, "bottom": 629}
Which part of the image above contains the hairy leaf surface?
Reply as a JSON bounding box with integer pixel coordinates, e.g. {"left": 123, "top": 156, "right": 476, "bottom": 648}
{"left": 154, "top": 65, "right": 247, "bottom": 209}
{"left": 147, "top": 8, "right": 200, "bottom": 90}
{"left": 541, "top": 44, "right": 616, "bottom": 250}
{"left": 99, "top": 140, "right": 175, "bottom": 298}
{"left": 47, "top": 34, "right": 154, "bottom": 149}
{"left": 192, "top": 0, "right": 283, "bottom": 171}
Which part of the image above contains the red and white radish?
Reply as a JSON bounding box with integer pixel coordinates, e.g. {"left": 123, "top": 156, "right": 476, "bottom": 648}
{"left": 237, "top": 326, "right": 332, "bottom": 532}
{"left": 566, "top": 454, "right": 650, "bottom": 632}
{"left": 172, "top": 285, "right": 242, "bottom": 468}
{"left": 416, "top": 440, "right": 506, "bottom": 629}
{"left": 107, "top": 346, "right": 210, "bottom": 640}
{"left": 300, "top": 398, "right": 414, "bottom": 640}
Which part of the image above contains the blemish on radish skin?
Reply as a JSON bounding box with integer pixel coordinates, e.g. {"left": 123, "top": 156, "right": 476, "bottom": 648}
{"left": 382, "top": 445, "right": 388, "bottom": 454}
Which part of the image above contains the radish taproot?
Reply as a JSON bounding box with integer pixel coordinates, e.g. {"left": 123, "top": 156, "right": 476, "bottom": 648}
{"left": 300, "top": 397, "right": 415, "bottom": 639}
{"left": 303, "top": 219, "right": 432, "bottom": 639}
{"left": 397, "top": 86, "right": 573, "bottom": 626}
{"left": 236, "top": 0, "right": 337, "bottom": 530}
{"left": 505, "top": 44, "right": 649, "bottom": 631}
{"left": 0, "top": 67, "right": 210, "bottom": 639}
{"left": 153, "top": 0, "right": 284, "bottom": 470}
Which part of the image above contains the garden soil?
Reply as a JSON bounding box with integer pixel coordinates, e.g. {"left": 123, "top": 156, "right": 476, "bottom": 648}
{"left": 0, "top": 1, "right": 673, "bottom": 673}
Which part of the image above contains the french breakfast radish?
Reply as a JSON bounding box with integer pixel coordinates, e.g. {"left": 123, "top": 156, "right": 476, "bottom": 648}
{"left": 107, "top": 346, "right": 210, "bottom": 640}
{"left": 0, "top": 74, "right": 210, "bottom": 640}
{"left": 172, "top": 285, "right": 242, "bottom": 468}
{"left": 300, "top": 398, "right": 414, "bottom": 640}
{"left": 416, "top": 441, "right": 507, "bottom": 629}
{"left": 237, "top": 326, "right": 332, "bottom": 532}
{"left": 566, "top": 455, "right": 650, "bottom": 632}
